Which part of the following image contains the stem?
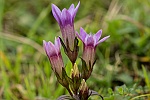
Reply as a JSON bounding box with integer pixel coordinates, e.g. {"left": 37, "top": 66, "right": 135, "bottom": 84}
{"left": 130, "top": 94, "right": 150, "bottom": 100}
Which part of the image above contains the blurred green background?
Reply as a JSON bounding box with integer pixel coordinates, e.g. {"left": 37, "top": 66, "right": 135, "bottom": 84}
{"left": 0, "top": 0, "right": 150, "bottom": 100}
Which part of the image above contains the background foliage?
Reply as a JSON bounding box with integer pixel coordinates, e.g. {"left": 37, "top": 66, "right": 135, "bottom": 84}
{"left": 0, "top": 0, "right": 150, "bottom": 100}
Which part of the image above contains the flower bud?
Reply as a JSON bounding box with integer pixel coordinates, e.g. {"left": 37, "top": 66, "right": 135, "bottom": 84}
{"left": 79, "top": 79, "right": 89, "bottom": 100}
{"left": 70, "top": 63, "right": 81, "bottom": 95}
{"left": 43, "top": 37, "right": 64, "bottom": 78}
{"left": 71, "top": 63, "right": 80, "bottom": 79}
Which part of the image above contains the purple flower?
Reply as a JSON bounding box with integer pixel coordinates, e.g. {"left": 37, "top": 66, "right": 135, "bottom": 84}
{"left": 43, "top": 37, "right": 64, "bottom": 78}
{"left": 52, "top": 2, "right": 80, "bottom": 50}
{"left": 76, "top": 27, "right": 110, "bottom": 67}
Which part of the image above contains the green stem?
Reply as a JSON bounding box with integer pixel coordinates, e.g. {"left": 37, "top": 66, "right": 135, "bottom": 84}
{"left": 130, "top": 94, "right": 150, "bottom": 100}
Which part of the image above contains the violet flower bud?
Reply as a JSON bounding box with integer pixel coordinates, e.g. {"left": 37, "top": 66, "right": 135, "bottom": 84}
{"left": 76, "top": 27, "right": 110, "bottom": 67}
{"left": 52, "top": 2, "right": 80, "bottom": 51}
{"left": 43, "top": 37, "right": 64, "bottom": 78}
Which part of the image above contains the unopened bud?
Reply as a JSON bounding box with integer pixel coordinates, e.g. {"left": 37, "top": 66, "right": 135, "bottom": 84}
{"left": 79, "top": 79, "right": 89, "bottom": 100}
{"left": 71, "top": 63, "right": 80, "bottom": 79}
{"left": 43, "top": 38, "right": 64, "bottom": 79}
{"left": 70, "top": 63, "right": 81, "bottom": 95}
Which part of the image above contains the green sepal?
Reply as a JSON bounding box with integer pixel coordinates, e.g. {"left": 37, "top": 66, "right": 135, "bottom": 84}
{"left": 59, "top": 37, "right": 68, "bottom": 54}
{"left": 80, "top": 57, "right": 97, "bottom": 81}
{"left": 91, "top": 59, "right": 97, "bottom": 69}
{"left": 59, "top": 37, "right": 79, "bottom": 64}
{"left": 74, "top": 37, "right": 79, "bottom": 52}
{"left": 55, "top": 68, "right": 71, "bottom": 89}
{"left": 66, "top": 37, "right": 79, "bottom": 64}
{"left": 80, "top": 58, "right": 90, "bottom": 80}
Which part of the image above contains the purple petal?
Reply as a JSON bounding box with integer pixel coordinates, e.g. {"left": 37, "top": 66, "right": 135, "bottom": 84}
{"left": 96, "top": 35, "right": 110, "bottom": 45}
{"left": 72, "top": 1, "right": 80, "bottom": 19}
{"left": 43, "top": 40, "right": 57, "bottom": 57}
{"left": 52, "top": 4, "right": 62, "bottom": 25}
{"left": 86, "top": 36, "right": 95, "bottom": 47}
{"left": 47, "top": 41, "right": 57, "bottom": 57}
{"left": 68, "top": 4, "right": 75, "bottom": 15}
{"left": 79, "top": 27, "right": 87, "bottom": 42}
{"left": 76, "top": 31, "right": 83, "bottom": 42}
{"left": 93, "top": 29, "right": 102, "bottom": 42}
{"left": 43, "top": 40, "right": 49, "bottom": 55}
{"left": 54, "top": 37, "right": 61, "bottom": 52}
{"left": 61, "top": 9, "right": 72, "bottom": 26}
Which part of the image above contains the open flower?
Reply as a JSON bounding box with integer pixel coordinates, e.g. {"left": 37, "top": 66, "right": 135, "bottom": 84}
{"left": 52, "top": 2, "right": 80, "bottom": 50}
{"left": 43, "top": 37, "right": 64, "bottom": 78}
{"left": 76, "top": 27, "right": 110, "bottom": 67}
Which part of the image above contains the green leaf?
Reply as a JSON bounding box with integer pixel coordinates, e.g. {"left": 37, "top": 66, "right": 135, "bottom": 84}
{"left": 142, "top": 65, "right": 150, "bottom": 89}
{"left": 108, "top": 88, "right": 114, "bottom": 95}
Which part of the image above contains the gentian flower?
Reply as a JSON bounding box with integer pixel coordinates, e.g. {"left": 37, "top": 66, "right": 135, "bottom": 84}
{"left": 52, "top": 2, "right": 80, "bottom": 51}
{"left": 43, "top": 37, "right": 64, "bottom": 78}
{"left": 76, "top": 27, "right": 110, "bottom": 67}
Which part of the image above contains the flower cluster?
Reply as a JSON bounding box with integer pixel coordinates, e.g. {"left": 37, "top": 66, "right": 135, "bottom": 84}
{"left": 43, "top": 2, "right": 109, "bottom": 100}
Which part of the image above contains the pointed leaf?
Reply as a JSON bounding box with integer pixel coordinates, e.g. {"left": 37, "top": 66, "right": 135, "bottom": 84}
{"left": 57, "top": 95, "right": 72, "bottom": 100}
{"left": 89, "top": 90, "right": 104, "bottom": 100}
{"left": 59, "top": 37, "right": 68, "bottom": 53}
{"left": 80, "top": 58, "right": 88, "bottom": 71}
{"left": 74, "top": 37, "right": 79, "bottom": 52}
